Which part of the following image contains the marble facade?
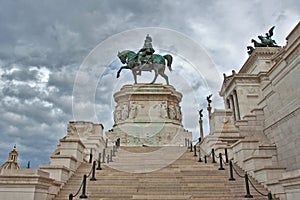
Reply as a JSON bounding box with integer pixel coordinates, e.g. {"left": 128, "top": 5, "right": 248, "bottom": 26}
{"left": 200, "top": 22, "right": 300, "bottom": 200}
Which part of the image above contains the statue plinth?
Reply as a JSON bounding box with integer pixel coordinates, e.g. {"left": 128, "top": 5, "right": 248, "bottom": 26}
{"left": 105, "top": 84, "right": 192, "bottom": 146}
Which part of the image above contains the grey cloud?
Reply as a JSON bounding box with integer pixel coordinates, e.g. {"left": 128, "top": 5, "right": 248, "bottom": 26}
{"left": 1, "top": 68, "right": 39, "bottom": 82}
{"left": 47, "top": 66, "right": 77, "bottom": 95}
{"left": 2, "top": 83, "right": 40, "bottom": 100}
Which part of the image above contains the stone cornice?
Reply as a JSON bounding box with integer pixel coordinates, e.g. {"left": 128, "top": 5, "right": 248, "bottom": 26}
{"left": 68, "top": 121, "right": 104, "bottom": 131}
{"left": 220, "top": 73, "right": 259, "bottom": 96}
{"left": 220, "top": 47, "right": 282, "bottom": 96}
{"left": 239, "top": 47, "right": 282, "bottom": 74}
{"left": 114, "top": 84, "right": 182, "bottom": 102}
{"left": 59, "top": 138, "right": 85, "bottom": 148}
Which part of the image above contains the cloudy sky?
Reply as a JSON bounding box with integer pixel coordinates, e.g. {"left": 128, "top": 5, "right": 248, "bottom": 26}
{"left": 0, "top": 0, "right": 299, "bottom": 168}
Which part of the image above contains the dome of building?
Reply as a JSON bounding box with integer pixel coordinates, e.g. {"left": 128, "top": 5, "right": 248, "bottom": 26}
{"left": 0, "top": 146, "right": 22, "bottom": 174}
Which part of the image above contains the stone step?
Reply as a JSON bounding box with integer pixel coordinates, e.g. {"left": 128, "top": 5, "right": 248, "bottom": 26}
{"left": 54, "top": 147, "right": 270, "bottom": 200}
{"left": 64, "top": 184, "right": 245, "bottom": 191}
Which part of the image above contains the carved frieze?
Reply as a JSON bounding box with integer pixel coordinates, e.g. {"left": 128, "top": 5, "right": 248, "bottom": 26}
{"left": 129, "top": 102, "right": 138, "bottom": 119}
{"left": 160, "top": 102, "right": 168, "bottom": 119}
{"left": 112, "top": 84, "right": 183, "bottom": 125}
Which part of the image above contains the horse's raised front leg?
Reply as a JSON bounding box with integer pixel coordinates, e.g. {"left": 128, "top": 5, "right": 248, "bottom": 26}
{"left": 117, "top": 66, "right": 130, "bottom": 78}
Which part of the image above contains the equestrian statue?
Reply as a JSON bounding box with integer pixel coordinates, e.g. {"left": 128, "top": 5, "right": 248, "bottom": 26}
{"left": 116, "top": 34, "right": 173, "bottom": 85}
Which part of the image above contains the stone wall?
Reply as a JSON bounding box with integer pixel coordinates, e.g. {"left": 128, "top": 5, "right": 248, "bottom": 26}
{"left": 0, "top": 169, "right": 57, "bottom": 200}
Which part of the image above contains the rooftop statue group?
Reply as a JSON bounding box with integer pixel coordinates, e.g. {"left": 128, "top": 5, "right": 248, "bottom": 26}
{"left": 116, "top": 34, "right": 173, "bottom": 85}
{"left": 247, "top": 26, "right": 279, "bottom": 55}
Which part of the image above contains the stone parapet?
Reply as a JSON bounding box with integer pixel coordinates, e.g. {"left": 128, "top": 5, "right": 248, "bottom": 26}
{"left": 65, "top": 121, "right": 106, "bottom": 162}
{"left": 39, "top": 165, "right": 71, "bottom": 186}
{"left": 0, "top": 169, "right": 54, "bottom": 200}
{"left": 58, "top": 138, "right": 85, "bottom": 163}
{"left": 49, "top": 155, "right": 78, "bottom": 171}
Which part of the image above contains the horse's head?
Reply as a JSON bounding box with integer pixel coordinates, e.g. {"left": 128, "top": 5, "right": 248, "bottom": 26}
{"left": 118, "top": 51, "right": 127, "bottom": 64}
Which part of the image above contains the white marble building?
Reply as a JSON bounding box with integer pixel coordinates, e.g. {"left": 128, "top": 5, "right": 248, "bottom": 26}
{"left": 201, "top": 22, "right": 300, "bottom": 200}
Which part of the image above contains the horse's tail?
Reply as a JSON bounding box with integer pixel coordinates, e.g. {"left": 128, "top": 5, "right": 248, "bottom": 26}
{"left": 163, "top": 54, "right": 173, "bottom": 71}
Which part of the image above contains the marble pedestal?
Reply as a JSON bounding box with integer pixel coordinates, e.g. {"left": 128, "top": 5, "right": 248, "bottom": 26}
{"left": 106, "top": 84, "right": 192, "bottom": 146}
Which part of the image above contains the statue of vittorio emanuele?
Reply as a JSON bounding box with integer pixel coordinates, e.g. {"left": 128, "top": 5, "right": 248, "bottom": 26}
{"left": 116, "top": 34, "right": 173, "bottom": 85}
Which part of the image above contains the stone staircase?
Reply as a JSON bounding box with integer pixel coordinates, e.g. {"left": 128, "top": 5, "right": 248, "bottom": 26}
{"left": 54, "top": 146, "right": 272, "bottom": 200}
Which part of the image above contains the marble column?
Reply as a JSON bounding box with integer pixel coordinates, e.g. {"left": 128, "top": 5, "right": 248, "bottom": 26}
{"left": 226, "top": 98, "right": 230, "bottom": 109}
{"left": 233, "top": 90, "right": 241, "bottom": 120}
{"left": 230, "top": 95, "right": 236, "bottom": 121}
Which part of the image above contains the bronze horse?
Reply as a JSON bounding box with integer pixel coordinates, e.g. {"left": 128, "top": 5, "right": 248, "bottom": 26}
{"left": 116, "top": 50, "right": 173, "bottom": 85}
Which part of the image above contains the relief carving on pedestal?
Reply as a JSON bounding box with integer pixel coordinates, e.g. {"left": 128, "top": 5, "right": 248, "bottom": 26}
{"left": 67, "top": 123, "right": 77, "bottom": 136}
{"left": 82, "top": 124, "right": 93, "bottom": 136}
{"left": 160, "top": 102, "right": 168, "bottom": 118}
{"left": 114, "top": 106, "right": 122, "bottom": 123}
{"left": 67, "top": 122, "right": 93, "bottom": 137}
{"left": 114, "top": 104, "right": 132, "bottom": 122}
{"left": 129, "top": 102, "right": 138, "bottom": 119}
{"left": 121, "top": 104, "right": 129, "bottom": 120}
{"left": 175, "top": 105, "right": 182, "bottom": 121}
{"left": 168, "top": 104, "right": 176, "bottom": 120}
